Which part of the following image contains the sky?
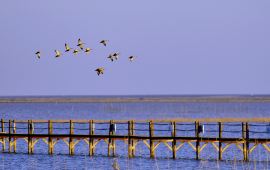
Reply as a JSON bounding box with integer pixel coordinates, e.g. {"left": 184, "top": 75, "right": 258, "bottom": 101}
{"left": 0, "top": 0, "right": 269, "bottom": 96}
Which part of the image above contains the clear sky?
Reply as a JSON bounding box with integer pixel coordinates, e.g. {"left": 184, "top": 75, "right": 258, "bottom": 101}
{"left": 0, "top": 0, "right": 269, "bottom": 95}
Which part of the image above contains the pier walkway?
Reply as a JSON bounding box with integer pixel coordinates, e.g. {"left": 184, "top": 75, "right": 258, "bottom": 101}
{"left": 1, "top": 118, "right": 270, "bottom": 161}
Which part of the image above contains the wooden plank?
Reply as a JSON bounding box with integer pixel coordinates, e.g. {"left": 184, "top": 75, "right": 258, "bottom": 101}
{"left": 11, "top": 118, "right": 270, "bottom": 123}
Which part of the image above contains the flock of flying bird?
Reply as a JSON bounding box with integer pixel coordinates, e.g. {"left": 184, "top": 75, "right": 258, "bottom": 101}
{"left": 35, "top": 39, "right": 136, "bottom": 76}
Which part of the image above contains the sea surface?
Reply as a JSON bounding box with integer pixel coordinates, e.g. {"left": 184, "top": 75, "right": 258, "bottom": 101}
{"left": 0, "top": 97, "right": 270, "bottom": 169}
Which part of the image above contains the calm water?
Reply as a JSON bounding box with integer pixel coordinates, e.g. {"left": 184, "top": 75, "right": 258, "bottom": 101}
{"left": 1, "top": 101, "right": 270, "bottom": 169}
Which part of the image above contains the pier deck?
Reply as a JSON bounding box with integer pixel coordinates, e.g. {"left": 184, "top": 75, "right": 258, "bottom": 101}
{"left": 1, "top": 118, "right": 270, "bottom": 161}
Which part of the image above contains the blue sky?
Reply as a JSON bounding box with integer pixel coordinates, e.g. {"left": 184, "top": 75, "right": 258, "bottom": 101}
{"left": 0, "top": 0, "right": 269, "bottom": 95}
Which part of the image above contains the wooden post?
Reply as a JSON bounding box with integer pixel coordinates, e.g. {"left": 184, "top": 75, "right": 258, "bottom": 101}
{"left": 112, "top": 121, "right": 116, "bottom": 157}
{"left": 108, "top": 120, "right": 116, "bottom": 157}
{"left": 1, "top": 119, "right": 5, "bottom": 152}
{"left": 128, "top": 120, "right": 133, "bottom": 158}
{"left": 69, "top": 120, "right": 74, "bottom": 155}
{"left": 89, "top": 120, "right": 95, "bottom": 156}
{"left": 149, "top": 121, "right": 155, "bottom": 158}
{"left": 195, "top": 121, "right": 200, "bottom": 160}
{"left": 242, "top": 122, "right": 247, "bottom": 161}
{"left": 13, "top": 120, "right": 16, "bottom": 153}
{"left": 8, "top": 120, "right": 11, "bottom": 153}
{"left": 246, "top": 122, "right": 249, "bottom": 161}
{"left": 131, "top": 121, "right": 135, "bottom": 157}
{"left": 171, "top": 121, "right": 176, "bottom": 159}
{"left": 28, "top": 120, "right": 33, "bottom": 154}
{"left": 218, "top": 122, "right": 222, "bottom": 160}
{"left": 48, "top": 120, "right": 53, "bottom": 155}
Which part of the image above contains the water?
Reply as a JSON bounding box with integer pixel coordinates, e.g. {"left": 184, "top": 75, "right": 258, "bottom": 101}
{"left": 0, "top": 100, "right": 270, "bottom": 169}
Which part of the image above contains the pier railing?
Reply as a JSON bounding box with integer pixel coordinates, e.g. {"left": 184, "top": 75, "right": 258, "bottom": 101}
{"left": 1, "top": 118, "right": 270, "bottom": 160}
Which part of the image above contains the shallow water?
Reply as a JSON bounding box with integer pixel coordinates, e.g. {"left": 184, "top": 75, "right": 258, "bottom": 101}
{"left": 0, "top": 101, "right": 270, "bottom": 169}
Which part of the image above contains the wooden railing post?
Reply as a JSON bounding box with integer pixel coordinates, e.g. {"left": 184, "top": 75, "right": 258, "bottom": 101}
{"left": 131, "top": 121, "right": 135, "bottom": 157}
{"left": 171, "top": 121, "right": 176, "bottom": 159}
{"left": 246, "top": 122, "right": 249, "bottom": 161}
{"left": 149, "top": 121, "right": 155, "bottom": 158}
{"left": 1, "top": 119, "right": 5, "bottom": 152}
{"left": 128, "top": 120, "right": 134, "bottom": 158}
{"left": 108, "top": 120, "right": 116, "bottom": 157}
{"left": 48, "top": 120, "right": 53, "bottom": 155}
{"left": 28, "top": 120, "right": 33, "bottom": 154}
{"left": 112, "top": 121, "right": 116, "bottom": 157}
{"left": 242, "top": 122, "right": 247, "bottom": 161}
{"left": 89, "top": 120, "right": 95, "bottom": 156}
{"left": 69, "top": 120, "right": 74, "bottom": 155}
{"left": 13, "top": 120, "right": 16, "bottom": 153}
{"left": 8, "top": 120, "right": 11, "bottom": 153}
{"left": 218, "top": 122, "right": 222, "bottom": 160}
{"left": 195, "top": 121, "right": 200, "bottom": 160}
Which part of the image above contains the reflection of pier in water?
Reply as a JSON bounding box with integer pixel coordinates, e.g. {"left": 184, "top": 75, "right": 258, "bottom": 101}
{"left": 1, "top": 118, "right": 270, "bottom": 161}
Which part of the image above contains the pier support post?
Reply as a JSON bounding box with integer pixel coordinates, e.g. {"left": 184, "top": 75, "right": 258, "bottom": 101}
{"left": 131, "top": 121, "right": 135, "bottom": 156}
{"left": 13, "top": 120, "right": 16, "bottom": 153}
{"left": 89, "top": 120, "right": 95, "bottom": 156}
{"left": 128, "top": 120, "right": 135, "bottom": 158}
{"left": 69, "top": 120, "right": 74, "bottom": 155}
{"left": 245, "top": 122, "right": 249, "bottom": 161}
{"left": 149, "top": 121, "right": 155, "bottom": 158}
{"left": 171, "top": 121, "right": 176, "bottom": 159}
{"left": 8, "top": 120, "right": 11, "bottom": 153}
{"left": 218, "top": 122, "right": 222, "bottom": 160}
{"left": 28, "top": 120, "right": 33, "bottom": 154}
{"left": 242, "top": 122, "right": 249, "bottom": 161}
{"left": 108, "top": 120, "right": 116, "bottom": 157}
{"left": 1, "top": 119, "right": 5, "bottom": 152}
{"left": 48, "top": 120, "right": 53, "bottom": 155}
{"left": 195, "top": 121, "right": 200, "bottom": 160}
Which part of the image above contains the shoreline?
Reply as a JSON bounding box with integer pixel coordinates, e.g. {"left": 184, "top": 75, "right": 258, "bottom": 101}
{"left": 1, "top": 95, "right": 270, "bottom": 103}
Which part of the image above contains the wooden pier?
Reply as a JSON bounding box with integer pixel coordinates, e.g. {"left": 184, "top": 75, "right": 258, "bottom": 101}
{"left": 1, "top": 118, "right": 270, "bottom": 161}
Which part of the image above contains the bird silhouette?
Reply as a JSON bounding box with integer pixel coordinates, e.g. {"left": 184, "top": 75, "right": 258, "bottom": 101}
{"left": 129, "top": 56, "right": 135, "bottom": 62}
{"left": 65, "top": 43, "right": 72, "bottom": 52}
{"left": 112, "top": 52, "right": 120, "bottom": 60}
{"left": 84, "top": 48, "right": 92, "bottom": 54}
{"left": 77, "top": 38, "right": 85, "bottom": 50}
{"left": 95, "top": 67, "right": 104, "bottom": 75}
{"left": 55, "top": 50, "right": 61, "bottom": 58}
{"left": 73, "top": 49, "right": 79, "bottom": 55}
{"left": 35, "top": 51, "right": 41, "bottom": 59}
{"left": 107, "top": 54, "right": 114, "bottom": 62}
{"left": 100, "top": 40, "right": 108, "bottom": 46}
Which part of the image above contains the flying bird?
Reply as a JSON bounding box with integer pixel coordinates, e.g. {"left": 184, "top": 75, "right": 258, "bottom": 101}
{"left": 65, "top": 43, "right": 72, "bottom": 52}
{"left": 78, "top": 44, "right": 84, "bottom": 50}
{"left": 112, "top": 52, "right": 120, "bottom": 60}
{"left": 95, "top": 67, "right": 104, "bottom": 76}
{"left": 73, "top": 49, "right": 79, "bottom": 55}
{"left": 107, "top": 54, "right": 114, "bottom": 62}
{"left": 100, "top": 40, "right": 108, "bottom": 46}
{"left": 129, "top": 56, "right": 135, "bottom": 62}
{"left": 55, "top": 50, "right": 61, "bottom": 58}
{"left": 35, "top": 51, "right": 41, "bottom": 59}
{"left": 77, "top": 38, "right": 85, "bottom": 50}
{"left": 84, "top": 48, "right": 92, "bottom": 54}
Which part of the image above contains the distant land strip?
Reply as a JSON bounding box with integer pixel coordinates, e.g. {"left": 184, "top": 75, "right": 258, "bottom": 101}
{"left": 1, "top": 96, "right": 270, "bottom": 103}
